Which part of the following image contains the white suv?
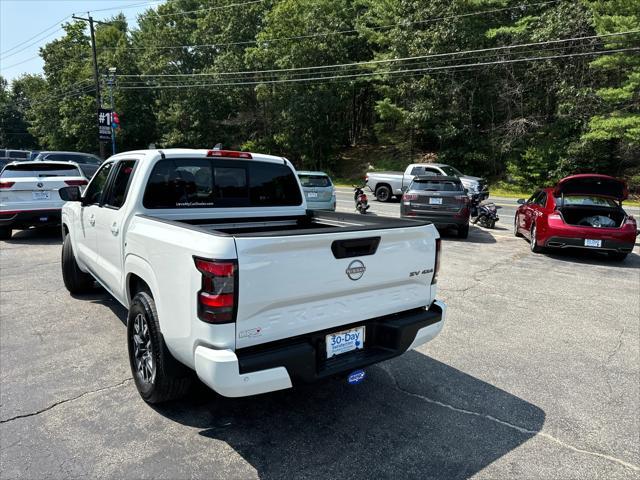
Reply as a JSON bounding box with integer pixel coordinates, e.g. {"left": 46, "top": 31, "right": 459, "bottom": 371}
{"left": 0, "top": 161, "right": 88, "bottom": 239}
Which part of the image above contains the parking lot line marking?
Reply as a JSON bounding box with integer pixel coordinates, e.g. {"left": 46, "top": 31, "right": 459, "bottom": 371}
{"left": 382, "top": 367, "right": 640, "bottom": 472}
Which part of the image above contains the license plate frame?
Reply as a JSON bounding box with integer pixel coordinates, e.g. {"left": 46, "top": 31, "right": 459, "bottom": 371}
{"left": 429, "top": 197, "right": 443, "bottom": 205}
{"left": 325, "top": 326, "right": 365, "bottom": 359}
{"left": 32, "top": 191, "right": 50, "bottom": 200}
{"left": 584, "top": 239, "right": 602, "bottom": 248}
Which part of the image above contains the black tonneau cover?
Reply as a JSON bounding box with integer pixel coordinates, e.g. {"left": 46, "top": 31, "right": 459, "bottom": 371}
{"left": 138, "top": 210, "right": 431, "bottom": 237}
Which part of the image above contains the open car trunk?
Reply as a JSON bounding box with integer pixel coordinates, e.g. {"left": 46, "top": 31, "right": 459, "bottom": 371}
{"left": 558, "top": 206, "right": 626, "bottom": 228}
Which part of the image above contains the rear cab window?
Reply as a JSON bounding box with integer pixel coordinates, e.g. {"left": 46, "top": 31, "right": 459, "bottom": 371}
{"left": 411, "top": 180, "right": 463, "bottom": 192}
{"left": 45, "top": 153, "right": 101, "bottom": 165}
{"left": 143, "top": 158, "right": 302, "bottom": 209}
{"left": 0, "top": 163, "right": 82, "bottom": 178}
{"left": 298, "top": 174, "right": 332, "bottom": 188}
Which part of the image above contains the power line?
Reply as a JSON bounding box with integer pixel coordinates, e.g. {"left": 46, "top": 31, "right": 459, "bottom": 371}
{"left": 1, "top": 54, "right": 42, "bottom": 71}
{"left": 87, "top": 0, "right": 163, "bottom": 14}
{"left": 153, "top": 0, "right": 264, "bottom": 18}
{"left": 117, "top": 30, "right": 639, "bottom": 79}
{"left": 116, "top": 47, "right": 639, "bottom": 89}
{"left": 103, "top": 0, "right": 561, "bottom": 52}
{"left": 0, "top": 15, "right": 70, "bottom": 57}
{"left": 114, "top": 42, "right": 603, "bottom": 86}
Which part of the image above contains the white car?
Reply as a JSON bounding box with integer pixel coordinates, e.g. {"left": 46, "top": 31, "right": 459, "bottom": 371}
{"left": 59, "top": 149, "right": 446, "bottom": 403}
{"left": 0, "top": 161, "right": 88, "bottom": 239}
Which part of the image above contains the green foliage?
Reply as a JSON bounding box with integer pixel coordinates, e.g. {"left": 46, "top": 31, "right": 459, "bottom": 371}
{"left": 3, "top": 0, "right": 638, "bottom": 188}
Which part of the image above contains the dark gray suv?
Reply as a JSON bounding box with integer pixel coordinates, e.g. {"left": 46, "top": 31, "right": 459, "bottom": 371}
{"left": 400, "top": 176, "right": 471, "bottom": 238}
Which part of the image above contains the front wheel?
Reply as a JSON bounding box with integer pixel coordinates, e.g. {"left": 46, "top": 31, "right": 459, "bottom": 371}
{"left": 127, "top": 292, "right": 192, "bottom": 403}
{"left": 61, "top": 235, "right": 95, "bottom": 294}
{"left": 514, "top": 215, "right": 522, "bottom": 237}
{"left": 375, "top": 185, "right": 391, "bottom": 203}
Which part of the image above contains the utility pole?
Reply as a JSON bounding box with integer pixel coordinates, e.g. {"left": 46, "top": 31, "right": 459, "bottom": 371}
{"left": 72, "top": 13, "right": 110, "bottom": 159}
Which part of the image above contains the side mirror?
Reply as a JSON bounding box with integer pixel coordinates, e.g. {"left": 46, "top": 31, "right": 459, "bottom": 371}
{"left": 401, "top": 186, "right": 409, "bottom": 193}
{"left": 59, "top": 186, "right": 81, "bottom": 202}
{"left": 517, "top": 198, "right": 526, "bottom": 205}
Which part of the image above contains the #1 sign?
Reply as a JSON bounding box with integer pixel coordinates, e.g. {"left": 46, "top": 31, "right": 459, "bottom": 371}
{"left": 98, "top": 108, "right": 112, "bottom": 141}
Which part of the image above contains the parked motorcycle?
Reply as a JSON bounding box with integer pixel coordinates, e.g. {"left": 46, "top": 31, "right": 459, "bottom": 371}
{"left": 471, "top": 201, "right": 499, "bottom": 228}
{"left": 353, "top": 185, "right": 370, "bottom": 214}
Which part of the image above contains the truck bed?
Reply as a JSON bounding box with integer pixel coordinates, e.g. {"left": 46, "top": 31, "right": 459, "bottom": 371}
{"left": 139, "top": 211, "right": 430, "bottom": 237}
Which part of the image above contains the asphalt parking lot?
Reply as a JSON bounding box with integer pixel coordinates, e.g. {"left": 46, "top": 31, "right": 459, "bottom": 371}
{"left": 1, "top": 198, "right": 639, "bottom": 479}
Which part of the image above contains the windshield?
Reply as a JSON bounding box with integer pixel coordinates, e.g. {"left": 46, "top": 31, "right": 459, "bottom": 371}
{"left": 556, "top": 196, "right": 618, "bottom": 207}
{"left": 0, "top": 163, "right": 81, "bottom": 178}
{"left": 298, "top": 174, "right": 332, "bottom": 188}
{"left": 144, "top": 158, "right": 302, "bottom": 209}
{"left": 439, "top": 166, "right": 464, "bottom": 177}
{"left": 411, "top": 180, "right": 463, "bottom": 192}
{"left": 8, "top": 151, "right": 29, "bottom": 159}
{"left": 44, "top": 153, "right": 102, "bottom": 165}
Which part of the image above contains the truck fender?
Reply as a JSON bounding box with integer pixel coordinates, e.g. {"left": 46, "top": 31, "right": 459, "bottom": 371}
{"left": 124, "top": 254, "right": 161, "bottom": 312}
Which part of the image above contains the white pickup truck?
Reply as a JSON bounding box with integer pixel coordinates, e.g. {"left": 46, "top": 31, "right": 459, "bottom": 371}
{"left": 366, "top": 163, "right": 489, "bottom": 202}
{"left": 59, "top": 149, "right": 446, "bottom": 403}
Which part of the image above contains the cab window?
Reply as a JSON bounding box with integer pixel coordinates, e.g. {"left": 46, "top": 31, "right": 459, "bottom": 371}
{"left": 83, "top": 163, "right": 113, "bottom": 205}
{"left": 104, "top": 161, "right": 136, "bottom": 209}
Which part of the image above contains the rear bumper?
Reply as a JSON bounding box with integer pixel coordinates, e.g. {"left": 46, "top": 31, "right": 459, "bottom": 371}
{"left": 307, "top": 200, "right": 336, "bottom": 211}
{"left": 544, "top": 236, "right": 634, "bottom": 253}
{"left": 0, "top": 208, "right": 61, "bottom": 228}
{"left": 194, "top": 300, "right": 446, "bottom": 397}
{"left": 401, "top": 210, "right": 469, "bottom": 229}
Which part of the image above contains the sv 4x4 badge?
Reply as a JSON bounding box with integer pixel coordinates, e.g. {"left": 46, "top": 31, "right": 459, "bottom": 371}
{"left": 409, "top": 268, "right": 433, "bottom": 277}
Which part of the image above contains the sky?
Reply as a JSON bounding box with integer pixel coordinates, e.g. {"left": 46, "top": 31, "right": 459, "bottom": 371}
{"left": 0, "top": 0, "right": 163, "bottom": 82}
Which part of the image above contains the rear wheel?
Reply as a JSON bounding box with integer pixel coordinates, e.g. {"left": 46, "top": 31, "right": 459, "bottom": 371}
{"left": 0, "top": 227, "right": 11, "bottom": 240}
{"left": 530, "top": 224, "right": 544, "bottom": 253}
{"left": 61, "top": 235, "right": 95, "bottom": 294}
{"left": 609, "top": 252, "right": 628, "bottom": 262}
{"left": 457, "top": 224, "right": 469, "bottom": 239}
{"left": 375, "top": 185, "right": 391, "bottom": 203}
{"left": 127, "top": 292, "right": 192, "bottom": 403}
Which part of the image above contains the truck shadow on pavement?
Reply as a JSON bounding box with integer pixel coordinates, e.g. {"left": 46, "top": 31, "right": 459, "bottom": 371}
{"left": 440, "top": 226, "right": 497, "bottom": 244}
{"left": 154, "top": 351, "right": 545, "bottom": 479}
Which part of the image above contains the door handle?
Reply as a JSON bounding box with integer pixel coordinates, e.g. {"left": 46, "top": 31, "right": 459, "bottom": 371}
{"left": 89, "top": 214, "right": 95, "bottom": 226}
{"left": 110, "top": 222, "right": 119, "bottom": 236}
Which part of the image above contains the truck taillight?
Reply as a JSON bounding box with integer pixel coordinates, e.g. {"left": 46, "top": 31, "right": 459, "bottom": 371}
{"left": 194, "top": 257, "right": 237, "bottom": 324}
{"left": 432, "top": 238, "right": 441, "bottom": 285}
{"left": 64, "top": 179, "right": 88, "bottom": 186}
{"left": 625, "top": 215, "right": 637, "bottom": 227}
{"left": 0, "top": 181, "right": 15, "bottom": 189}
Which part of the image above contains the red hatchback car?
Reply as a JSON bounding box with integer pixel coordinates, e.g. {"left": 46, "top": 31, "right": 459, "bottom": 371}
{"left": 515, "top": 174, "right": 637, "bottom": 261}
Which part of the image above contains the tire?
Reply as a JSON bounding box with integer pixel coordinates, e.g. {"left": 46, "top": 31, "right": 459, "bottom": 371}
{"left": 514, "top": 215, "right": 522, "bottom": 237}
{"left": 0, "top": 227, "right": 11, "bottom": 240}
{"left": 530, "top": 224, "right": 544, "bottom": 253}
{"left": 127, "top": 292, "right": 192, "bottom": 403}
{"left": 488, "top": 219, "right": 496, "bottom": 229}
{"left": 609, "top": 252, "right": 628, "bottom": 262}
{"left": 457, "top": 224, "right": 469, "bottom": 239}
{"left": 61, "top": 235, "right": 95, "bottom": 294}
{"left": 375, "top": 185, "right": 392, "bottom": 203}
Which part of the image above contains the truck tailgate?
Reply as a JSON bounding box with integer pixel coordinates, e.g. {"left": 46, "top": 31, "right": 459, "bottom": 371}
{"left": 233, "top": 224, "right": 438, "bottom": 348}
